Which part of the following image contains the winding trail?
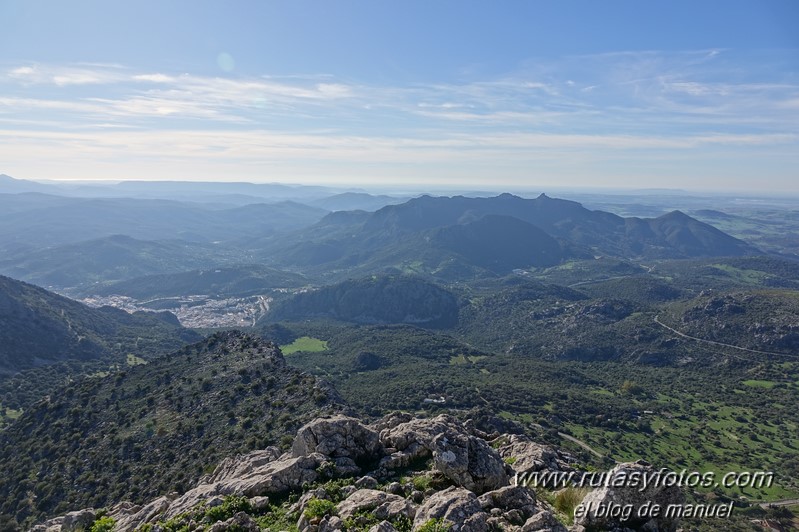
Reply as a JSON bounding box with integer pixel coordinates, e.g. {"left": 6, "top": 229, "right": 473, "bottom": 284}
{"left": 653, "top": 315, "right": 799, "bottom": 360}
{"left": 759, "top": 498, "right": 799, "bottom": 509}
{"left": 558, "top": 431, "right": 605, "bottom": 458}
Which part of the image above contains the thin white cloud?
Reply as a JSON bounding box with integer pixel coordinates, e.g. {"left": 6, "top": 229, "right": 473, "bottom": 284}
{"left": 3, "top": 54, "right": 798, "bottom": 133}
{"left": 5, "top": 63, "right": 127, "bottom": 86}
{"left": 0, "top": 50, "right": 797, "bottom": 189}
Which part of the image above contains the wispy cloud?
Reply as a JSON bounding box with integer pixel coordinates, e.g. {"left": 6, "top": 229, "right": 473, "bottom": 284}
{"left": 6, "top": 63, "right": 128, "bottom": 86}
{"left": 1, "top": 49, "right": 797, "bottom": 189}
{"left": 3, "top": 51, "right": 798, "bottom": 131}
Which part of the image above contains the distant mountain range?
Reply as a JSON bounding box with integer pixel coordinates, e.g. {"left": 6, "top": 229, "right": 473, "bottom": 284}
{"left": 0, "top": 174, "right": 404, "bottom": 209}
{"left": 86, "top": 264, "right": 309, "bottom": 299}
{"left": 0, "top": 193, "right": 328, "bottom": 249}
{"left": 264, "top": 193, "right": 758, "bottom": 280}
{"left": 0, "top": 179, "right": 761, "bottom": 290}
{"left": 0, "top": 235, "right": 229, "bottom": 289}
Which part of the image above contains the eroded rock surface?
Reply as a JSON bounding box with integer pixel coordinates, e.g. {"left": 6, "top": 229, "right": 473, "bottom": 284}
{"left": 32, "top": 414, "right": 683, "bottom": 532}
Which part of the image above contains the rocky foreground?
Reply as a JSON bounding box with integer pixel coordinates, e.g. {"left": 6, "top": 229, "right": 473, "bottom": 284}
{"left": 33, "top": 413, "right": 683, "bottom": 532}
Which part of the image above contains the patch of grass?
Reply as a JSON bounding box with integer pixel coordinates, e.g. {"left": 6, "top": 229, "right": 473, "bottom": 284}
{"left": 411, "top": 474, "right": 433, "bottom": 492}
{"left": 4, "top": 407, "right": 22, "bottom": 420}
{"left": 709, "top": 264, "right": 771, "bottom": 285}
{"left": 417, "top": 518, "right": 452, "bottom": 532}
{"left": 449, "top": 354, "right": 487, "bottom": 365}
{"left": 554, "top": 487, "right": 591, "bottom": 525}
{"left": 255, "top": 505, "right": 299, "bottom": 531}
{"left": 449, "top": 354, "right": 469, "bottom": 365}
{"left": 126, "top": 353, "right": 148, "bottom": 366}
{"left": 282, "top": 336, "right": 329, "bottom": 355}
{"left": 742, "top": 379, "right": 777, "bottom": 389}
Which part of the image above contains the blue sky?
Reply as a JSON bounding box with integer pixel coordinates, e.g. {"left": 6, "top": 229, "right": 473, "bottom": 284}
{"left": 1, "top": 0, "right": 798, "bottom": 191}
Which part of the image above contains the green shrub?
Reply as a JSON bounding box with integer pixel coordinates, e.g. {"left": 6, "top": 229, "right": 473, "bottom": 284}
{"left": 417, "top": 518, "right": 452, "bottom": 532}
{"left": 342, "top": 512, "right": 413, "bottom": 532}
{"left": 411, "top": 475, "right": 433, "bottom": 491}
{"left": 89, "top": 515, "right": 116, "bottom": 532}
{"left": 320, "top": 478, "right": 355, "bottom": 503}
{"left": 204, "top": 495, "right": 252, "bottom": 523}
{"left": 304, "top": 497, "right": 337, "bottom": 519}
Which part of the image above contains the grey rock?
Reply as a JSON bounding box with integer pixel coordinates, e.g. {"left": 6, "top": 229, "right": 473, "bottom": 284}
{"left": 299, "top": 512, "right": 343, "bottom": 532}
{"left": 379, "top": 414, "right": 463, "bottom": 459}
{"left": 478, "top": 485, "right": 538, "bottom": 518}
{"left": 319, "top": 515, "right": 343, "bottom": 531}
{"left": 504, "top": 508, "right": 526, "bottom": 525}
{"left": 413, "top": 486, "right": 488, "bottom": 531}
{"left": 290, "top": 487, "right": 330, "bottom": 516}
{"left": 62, "top": 509, "right": 97, "bottom": 531}
{"left": 205, "top": 495, "right": 225, "bottom": 508}
{"left": 29, "top": 518, "right": 62, "bottom": 532}
{"left": 385, "top": 482, "right": 404, "bottom": 496}
{"left": 333, "top": 456, "right": 362, "bottom": 477}
{"left": 485, "top": 516, "right": 507, "bottom": 530}
{"left": 206, "top": 447, "right": 283, "bottom": 484}
{"left": 521, "top": 510, "right": 568, "bottom": 531}
{"left": 370, "top": 411, "right": 414, "bottom": 432}
{"left": 341, "top": 485, "right": 358, "bottom": 498}
{"left": 368, "top": 521, "right": 398, "bottom": 532}
{"left": 164, "top": 453, "right": 324, "bottom": 519}
{"left": 495, "top": 434, "right": 566, "bottom": 475}
{"left": 209, "top": 511, "right": 259, "bottom": 531}
{"left": 110, "top": 496, "right": 172, "bottom": 531}
{"left": 249, "top": 495, "right": 270, "bottom": 511}
{"left": 432, "top": 431, "right": 509, "bottom": 494}
{"left": 573, "top": 462, "right": 685, "bottom": 532}
{"left": 292, "top": 415, "right": 383, "bottom": 461}
{"left": 355, "top": 475, "right": 380, "bottom": 490}
{"left": 337, "top": 489, "right": 416, "bottom": 521}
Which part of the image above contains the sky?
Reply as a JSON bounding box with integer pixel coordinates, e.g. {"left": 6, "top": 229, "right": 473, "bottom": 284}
{"left": 1, "top": 0, "right": 798, "bottom": 192}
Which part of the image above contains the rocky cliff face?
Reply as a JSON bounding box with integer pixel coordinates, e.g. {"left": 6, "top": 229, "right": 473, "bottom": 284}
{"left": 32, "top": 414, "right": 684, "bottom": 532}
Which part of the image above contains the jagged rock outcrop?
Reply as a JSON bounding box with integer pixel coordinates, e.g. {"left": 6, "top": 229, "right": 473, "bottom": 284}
{"left": 573, "top": 461, "right": 686, "bottom": 532}
{"left": 164, "top": 453, "right": 325, "bottom": 519}
{"left": 336, "top": 489, "right": 415, "bottom": 521}
{"left": 33, "top": 413, "right": 684, "bottom": 532}
{"left": 432, "top": 430, "right": 509, "bottom": 494}
{"left": 495, "top": 434, "right": 573, "bottom": 475}
{"left": 30, "top": 509, "right": 96, "bottom": 532}
{"left": 413, "top": 487, "right": 488, "bottom": 531}
{"left": 292, "top": 415, "right": 383, "bottom": 462}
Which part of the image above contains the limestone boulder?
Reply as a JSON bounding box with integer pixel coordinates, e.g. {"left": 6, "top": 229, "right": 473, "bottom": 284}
{"left": 293, "top": 415, "right": 383, "bottom": 462}
{"left": 433, "top": 431, "right": 509, "bottom": 494}
{"left": 413, "top": 486, "right": 488, "bottom": 532}
{"left": 574, "top": 461, "right": 685, "bottom": 532}
{"left": 336, "top": 489, "right": 416, "bottom": 521}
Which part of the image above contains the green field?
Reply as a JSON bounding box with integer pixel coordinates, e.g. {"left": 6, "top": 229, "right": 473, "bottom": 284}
{"left": 126, "top": 353, "right": 148, "bottom": 366}
{"left": 281, "top": 336, "right": 329, "bottom": 355}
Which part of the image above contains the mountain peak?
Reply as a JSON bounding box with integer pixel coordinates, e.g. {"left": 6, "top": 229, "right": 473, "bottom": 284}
{"left": 661, "top": 209, "right": 691, "bottom": 220}
{"left": 200, "top": 330, "right": 284, "bottom": 364}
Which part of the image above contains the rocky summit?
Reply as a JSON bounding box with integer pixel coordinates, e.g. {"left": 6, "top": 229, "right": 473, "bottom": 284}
{"left": 32, "top": 413, "right": 684, "bottom": 532}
